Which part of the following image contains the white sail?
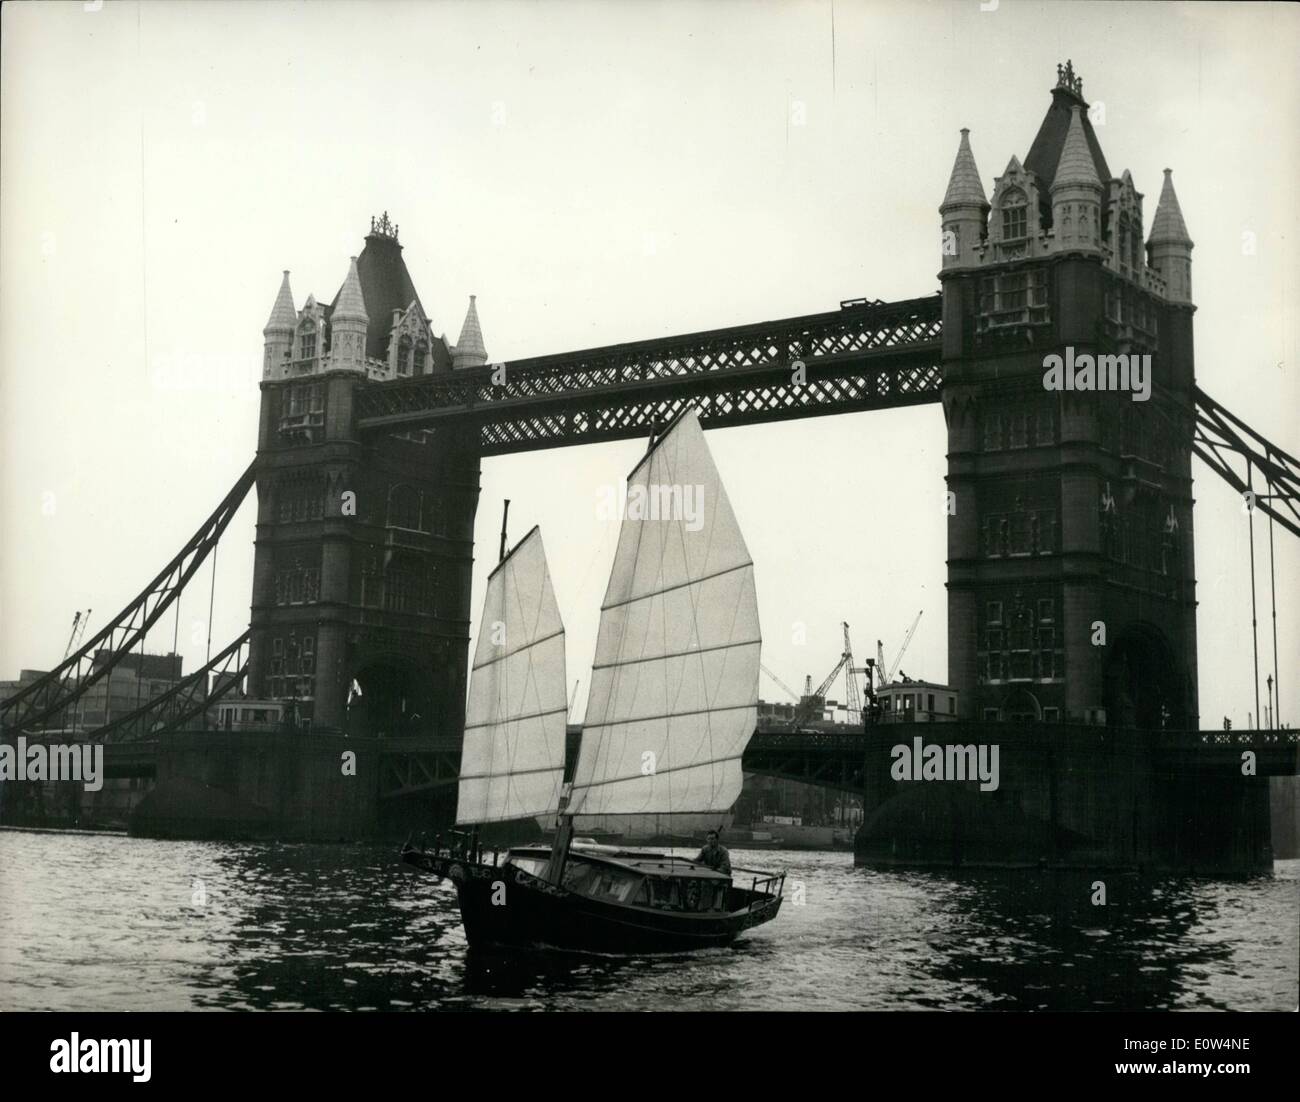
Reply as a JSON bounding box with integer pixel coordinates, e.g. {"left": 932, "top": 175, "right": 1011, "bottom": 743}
{"left": 569, "top": 407, "right": 760, "bottom": 816}
{"left": 457, "top": 526, "right": 568, "bottom": 825}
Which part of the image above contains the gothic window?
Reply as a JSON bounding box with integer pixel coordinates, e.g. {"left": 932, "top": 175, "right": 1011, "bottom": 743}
{"left": 361, "top": 553, "right": 382, "bottom": 608}
{"left": 1009, "top": 411, "right": 1029, "bottom": 448}
{"left": 285, "top": 383, "right": 323, "bottom": 418}
{"left": 398, "top": 336, "right": 413, "bottom": 377}
{"left": 383, "top": 553, "right": 436, "bottom": 615}
{"left": 987, "top": 601, "right": 1003, "bottom": 626}
{"left": 1037, "top": 598, "right": 1054, "bottom": 623}
{"left": 1035, "top": 404, "right": 1055, "bottom": 445}
{"left": 299, "top": 324, "right": 316, "bottom": 360}
{"left": 1029, "top": 510, "right": 1056, "bottom": 555}
{"left": 1000, "top": 272, "right": 1029, "bottom": 310}
{"left": 983, "top": 413, "right": 1003, "bottom": 452}
{"left": 422, "top": 493, "right": 449, "bottom": 537}
{"left": 273, "top": 557, "right": 321, "bottom": 606}
{"left": 415, "top": 339, "right": 428, "bottom": 375}
{"left": 387, "top": 484, "right": 420, "bottom": 530}
{"left": 1009, "top": 514, "right": 1030, "bottom": 556}
{"left": 1001, "top": 189, "right": 1027, "bottom": 241}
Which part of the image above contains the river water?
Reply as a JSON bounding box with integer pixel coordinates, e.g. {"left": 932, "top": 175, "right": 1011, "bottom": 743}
{"left": 1, "top": 830, "right": 1295, "bottom": 1011}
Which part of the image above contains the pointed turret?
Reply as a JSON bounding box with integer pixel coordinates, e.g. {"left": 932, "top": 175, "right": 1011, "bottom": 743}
{"left": 1051, "top": 107, "right": 1103, "bottom": 253}
{"left": 1147, "top": 169, "right": 1193, "bottom": 304}
{"left": 264, "top": 271, "right": 297, "bottom": 334}
{"left": 334, "top": 256, "right": 368, "bottom": 322}
{"left": 1148, "top": 169, "right": 1192, "bottom": 246}
{"left": 939, "top": 130, "right": 989, "bottom": 272}
{"left": 941, "top": 129, "right": 989, "bottom": 210}
{"left": 452, "top": 295, "right": 488, "bottom": 369}
{"left": 331, "top": 257, "right": 369, "bottom": 373}
{"left": 262, "top": 271, "right": 296, "bottom": 380}
{"left": 1052, "top": 107, "right": 1101, "bottom": 190}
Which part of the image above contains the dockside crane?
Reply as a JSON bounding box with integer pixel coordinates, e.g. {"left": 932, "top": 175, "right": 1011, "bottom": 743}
{"left": 760, "top": 663, "right": 802, "bottom": 705}
{"left": 883, "top": 610, "right": 923, "bottom": 686}
{"left": 787, "top": 622, "right": 865, "bottom": 729}
{"left": 62, "top": 609, "right": 91, "bottom": 660}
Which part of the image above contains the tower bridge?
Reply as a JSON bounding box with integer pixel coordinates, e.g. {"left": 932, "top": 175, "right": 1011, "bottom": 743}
{"left": 3, "top": 66, "right": 1297, "bottom": 868}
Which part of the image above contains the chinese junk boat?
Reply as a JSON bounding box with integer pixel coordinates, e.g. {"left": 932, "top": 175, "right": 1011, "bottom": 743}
{"left": 402, "top": 407, "right": 785, "bottom": 953}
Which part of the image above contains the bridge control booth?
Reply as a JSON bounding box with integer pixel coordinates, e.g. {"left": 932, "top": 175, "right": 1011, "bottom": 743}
{"left": 875, "top": 680, "right": 958, "bottom": 724}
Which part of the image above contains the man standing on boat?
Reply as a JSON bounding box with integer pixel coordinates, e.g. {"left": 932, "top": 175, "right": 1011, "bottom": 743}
{"left": 694, "top": 831, "right": 732, "bottom": 874}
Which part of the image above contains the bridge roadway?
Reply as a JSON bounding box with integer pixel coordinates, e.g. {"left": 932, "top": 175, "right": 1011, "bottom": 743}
{"left": 82, "top": 720, "right": 1299, "bottom": 800}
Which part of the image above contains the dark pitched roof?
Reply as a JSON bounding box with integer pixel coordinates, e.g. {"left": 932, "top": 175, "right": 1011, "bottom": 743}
{"left": 330, "top": 230, "right": 425, "bottom": 361}
{"left": 1024, "top": 86, "right": 1112, "bottom": 227}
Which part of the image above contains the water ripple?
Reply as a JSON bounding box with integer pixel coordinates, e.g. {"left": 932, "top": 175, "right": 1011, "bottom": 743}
{"left": 0, "top": 831, "right": 1295, "bottom": 1010}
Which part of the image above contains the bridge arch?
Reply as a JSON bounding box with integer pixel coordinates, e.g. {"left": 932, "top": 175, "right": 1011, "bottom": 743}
{"left": 1103, "top": 621, "right": 1186, "bottom": 729}
{"left": 347, "top": 650, "right": 439, "bottom": 738}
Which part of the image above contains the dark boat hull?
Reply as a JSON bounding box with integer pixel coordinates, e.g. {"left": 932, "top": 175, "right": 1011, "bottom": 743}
{"left": 402, "top": 848, "right": 782, "bottom": 954}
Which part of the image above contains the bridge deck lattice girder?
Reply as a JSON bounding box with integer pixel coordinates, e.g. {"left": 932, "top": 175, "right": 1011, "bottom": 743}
{"left": 354, "top": 294, "right": 945, "bottom": 452}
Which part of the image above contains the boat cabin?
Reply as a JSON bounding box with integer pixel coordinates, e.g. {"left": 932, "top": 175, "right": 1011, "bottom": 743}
{"left": 504, "top": 846, "right": 732, "bottom": 914}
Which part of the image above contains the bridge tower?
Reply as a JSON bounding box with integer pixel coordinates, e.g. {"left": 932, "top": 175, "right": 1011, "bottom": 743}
{"left": 248, "top": 214, "right": 487, "bottom": 737}
{"left": 941, "top": 63, "right": 1199, "bottom": 728}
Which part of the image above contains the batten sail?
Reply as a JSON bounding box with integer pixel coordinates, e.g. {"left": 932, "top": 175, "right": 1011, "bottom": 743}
{"left": 569, "top": 407, "right": 760, "bottom": 817}
{"left": 457, "top": 526, "right": 568, "bottom": 825}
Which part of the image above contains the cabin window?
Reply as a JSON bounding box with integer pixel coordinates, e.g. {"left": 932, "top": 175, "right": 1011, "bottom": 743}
{"left": 647, "top": 877, "right": 680, "bottom": 909}
{"left": 507, "top": 854, "right": 548, "bottom": 879}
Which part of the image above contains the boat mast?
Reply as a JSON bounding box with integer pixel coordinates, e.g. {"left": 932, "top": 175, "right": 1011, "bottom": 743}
{"left": 543, "top": 784, "right": 575, "bottom": 885}
{"left": 468, "top": 499, "right": 513, "bottom": 863}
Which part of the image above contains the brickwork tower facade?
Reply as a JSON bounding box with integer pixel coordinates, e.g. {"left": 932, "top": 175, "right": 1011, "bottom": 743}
{"left": 250, "top": 215, "right": 488, "bottom": 736}
{"left": 941, "top": 64, "right": 1199, "bottom": 728}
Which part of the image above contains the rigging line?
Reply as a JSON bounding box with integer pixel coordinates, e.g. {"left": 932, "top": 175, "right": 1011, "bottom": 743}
{"left": 205, "top": 541, "right": 218, "bottom": 667}
{"left": 464, "top": 705, "right": 568, "bottom": 731}
{"left": 171, "top": 596, "right": 180, "bottom": 692}
{"left": 472, "top": 627, "right": 566, "bottom": 670}
{"left": 576, "top": 753, "right": 746, "bottom": 789}
{"left": 598, "top": 561, "right": 754, "bottom": 612}
{"left": 1248, "top": 464, "right": 1260, "bottom": 729}
{"left": 590, "top": 637, "right": 762, "bottom": 670}
{"left": 1268, "top": 506, "right": 1280, "bottom": 727}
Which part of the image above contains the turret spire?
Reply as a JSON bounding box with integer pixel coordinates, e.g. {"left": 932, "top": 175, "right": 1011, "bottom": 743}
{"left": 1148, "top": 169, "right": 1192, "bottom": 246}
{"left": 334, "top": 257, "right": 368, "bottom": 322}
{"left": 1147, "top": 168, "right": 1194, "bottom": 304}
{"left": 264, "top": 271, "right": 296, "bottom": 334}
{"left": 1052, "top": 107, "right": 1101, "bottom": 191}
{"left": 453, "top": 295, "right": 488, "bottom": 369}
{"left": 941, "top": 129, "right": 989, "bottom": 211}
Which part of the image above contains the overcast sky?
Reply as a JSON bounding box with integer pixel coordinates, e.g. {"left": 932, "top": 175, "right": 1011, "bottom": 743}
{"left": 2, "top": 0, "right": 1297, "bottom": 728}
